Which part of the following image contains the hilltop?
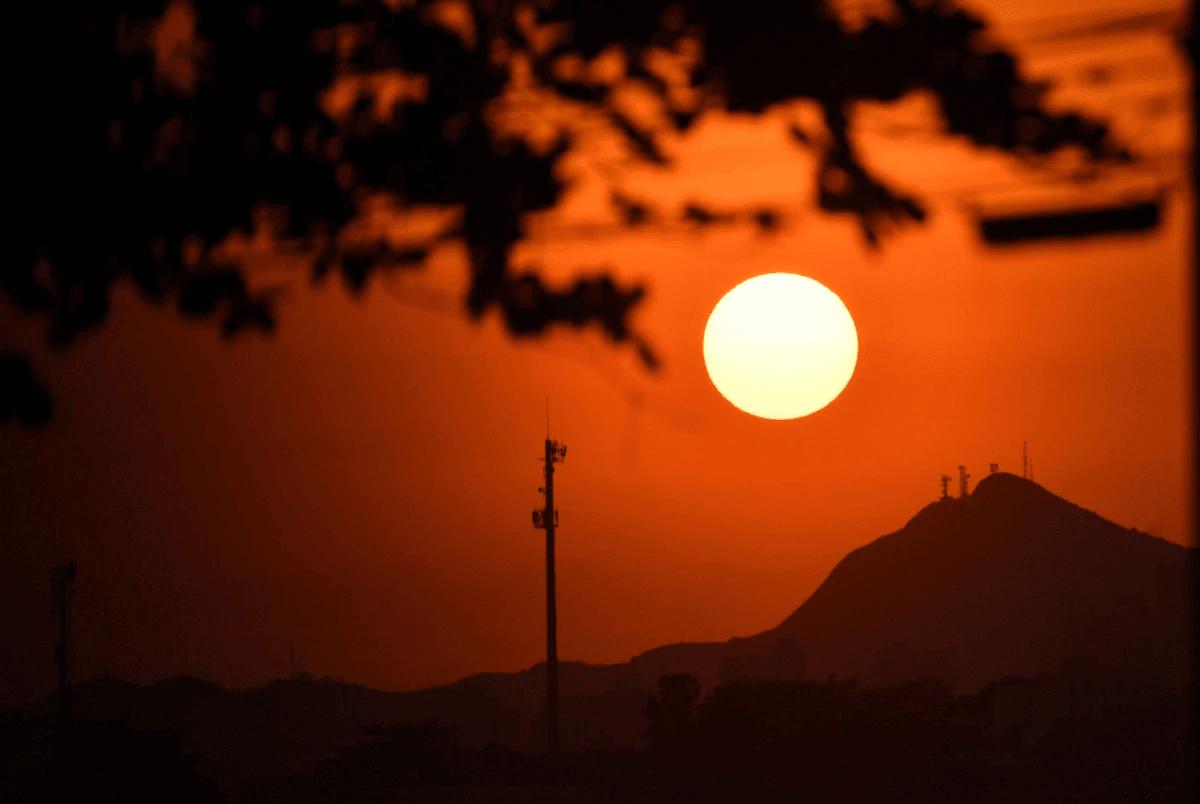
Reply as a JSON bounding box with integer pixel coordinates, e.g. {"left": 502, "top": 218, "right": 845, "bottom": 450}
{"left": 5, "top": 473, "right": 1192, "bottom": 791}
{"left": 634, "top": 472, "right": 1192, "bottom": 691}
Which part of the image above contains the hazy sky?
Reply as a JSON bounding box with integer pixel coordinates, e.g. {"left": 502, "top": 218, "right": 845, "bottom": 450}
{"left": 1, "top": 0, "right": 1191, "bottom": 707}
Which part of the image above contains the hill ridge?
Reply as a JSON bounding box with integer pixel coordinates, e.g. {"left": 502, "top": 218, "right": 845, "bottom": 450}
{"left": 9, "top": 475, "right": 1192, "bottom": 765}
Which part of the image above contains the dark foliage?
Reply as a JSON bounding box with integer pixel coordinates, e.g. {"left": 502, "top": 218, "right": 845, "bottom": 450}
{"left": 219, "top": 671, "right": 1193, "bottom": 804}
{"left": 5, "top": 0, "right": 1128, "bottom": 422}
{"left": 1, "top": 716, "right": 223, "bottom": 804}
{"left": 642, "top": 671, "right": 701, "bottom": 747}
{"left": 0, "top": 351, "right": 52, "bottom": 426}
{"left": 3, "top": 668, "right": 1192, "bottom": 803}
{"left": 625, "top": 673, "right": 1195, "bottom": 804}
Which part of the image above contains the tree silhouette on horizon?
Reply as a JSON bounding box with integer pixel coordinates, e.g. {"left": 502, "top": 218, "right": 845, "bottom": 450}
{"left": 5, "top": 0, "right": 1131, "bottom": 425}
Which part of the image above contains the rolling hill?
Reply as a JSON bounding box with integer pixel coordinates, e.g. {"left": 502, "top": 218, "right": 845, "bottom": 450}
{"left": 5, "top": 473, "right": 1192, "bottom": 792}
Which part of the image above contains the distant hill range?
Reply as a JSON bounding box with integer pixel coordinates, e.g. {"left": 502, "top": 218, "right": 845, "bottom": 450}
{"left": 6, "top": 473, "right": 1193, "bottom": 791}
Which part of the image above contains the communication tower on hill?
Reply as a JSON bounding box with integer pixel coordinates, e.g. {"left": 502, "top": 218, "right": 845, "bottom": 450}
{"left": 939, "top": 474, "right": 951, "bottom": 499}
{"left": 958, "top": 466, "right": 971, "bottom": 498}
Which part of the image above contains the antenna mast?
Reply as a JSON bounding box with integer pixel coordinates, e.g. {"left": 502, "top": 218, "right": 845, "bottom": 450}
{"left": 532, "top": 432, "right": 567, "bottom": 760}
{"left": 1022, "top": 441, "right": 1029, "bottom": 479}
{"left": 939, "top": 474, "right": 951, "bottom": 499}
{"left": 958, "top": 465, "right": 971, "bottom": 498}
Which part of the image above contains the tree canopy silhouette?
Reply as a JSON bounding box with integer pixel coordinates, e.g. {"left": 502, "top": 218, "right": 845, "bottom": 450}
{"left": 6, "top": 0, "right": 1129, "bottom": 423}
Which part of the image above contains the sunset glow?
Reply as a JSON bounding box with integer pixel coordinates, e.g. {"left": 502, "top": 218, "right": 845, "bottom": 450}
{"left": 703, "top": 273, "right": 859, "bottom": 419}
{"left": 2, "top": 7, "right": 1193, "bottom": 788}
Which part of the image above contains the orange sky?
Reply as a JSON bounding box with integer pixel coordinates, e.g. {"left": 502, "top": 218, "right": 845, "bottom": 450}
{"left": 0, "top": 0, "right": 1192, "bottom": 706}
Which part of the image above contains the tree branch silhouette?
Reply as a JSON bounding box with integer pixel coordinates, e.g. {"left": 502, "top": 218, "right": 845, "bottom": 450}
{"left": 5, "top": 0, "right": 1129, "bottom": 423}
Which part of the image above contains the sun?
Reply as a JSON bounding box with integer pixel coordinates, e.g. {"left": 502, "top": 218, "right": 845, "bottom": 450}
{"left": 703, "top": 273, "right": 858, "bottom": 420}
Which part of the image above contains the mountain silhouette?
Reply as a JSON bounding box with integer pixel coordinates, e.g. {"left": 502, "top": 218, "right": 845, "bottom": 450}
{"left": 5, "top": 473, "right": 1191, "bottom": 793}
{"left": 632, "top": 472, "right": 1192, "bottom": 692}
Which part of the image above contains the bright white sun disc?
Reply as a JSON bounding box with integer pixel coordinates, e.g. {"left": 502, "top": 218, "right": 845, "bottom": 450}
{"left": 703, "top": 273, "right": 858, "bottom": 419}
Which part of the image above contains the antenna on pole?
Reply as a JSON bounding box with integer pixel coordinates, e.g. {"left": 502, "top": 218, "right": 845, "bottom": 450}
{"left": 939, "top": 474, "right": 951, "bottom": 500}
{"left": 531, "top": 430, "right": 568, "bottom": 761}
{"left": 958, "top": 465, "right": 971, "bottom": 498}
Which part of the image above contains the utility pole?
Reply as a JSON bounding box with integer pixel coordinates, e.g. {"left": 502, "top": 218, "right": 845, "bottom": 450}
{"left": 532, "top": 435, "right": 567, "bottom": 760}
{"left": 1188, "top": 0, "right": 1197, "bottom": 619}
{"left": 50, "top": 560, "right": 76, "bottom": 730}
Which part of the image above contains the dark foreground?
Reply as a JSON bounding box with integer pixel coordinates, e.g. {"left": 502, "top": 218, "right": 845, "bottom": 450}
{"left": 4, "top": 668, "right": 1194, "bottom": 804}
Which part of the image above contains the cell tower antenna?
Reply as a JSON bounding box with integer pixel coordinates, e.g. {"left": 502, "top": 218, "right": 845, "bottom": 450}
{"left": 1022, "top": 441, "right": 1029, "bottom": 479}
{"left": 939, "top": 474, "right": 951, "bottom": 499}
{"left": 531, "top": 432, "right": 568, "bottom": 760}
{"left": 958, "top": 465, "right": 971, "bottom": 498}
{"left": 989, "top": 463, "right": 999, "bottom": 474}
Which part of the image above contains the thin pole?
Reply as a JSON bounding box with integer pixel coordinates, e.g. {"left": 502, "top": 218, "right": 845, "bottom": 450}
{"left": 1188, "top": 0, "right": 1196, "bottom": 565}
{"left": 543, "top": 438, "right": 560, "bottom": 760}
